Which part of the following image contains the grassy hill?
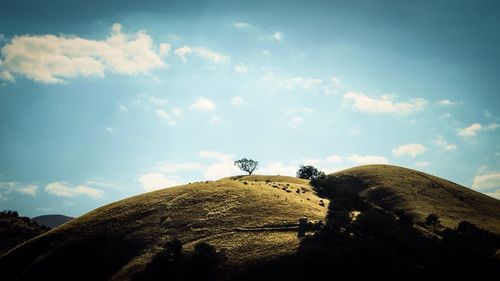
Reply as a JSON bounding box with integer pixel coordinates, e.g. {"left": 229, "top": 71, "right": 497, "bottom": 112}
{"left": 1, "top": 166, "right": 499, "bottom": 281}
{"left": 330, "top": 165, "right": 500, "bottom": 233}
{"left": 0, "top": 175, "right": 327, "bottom": 281}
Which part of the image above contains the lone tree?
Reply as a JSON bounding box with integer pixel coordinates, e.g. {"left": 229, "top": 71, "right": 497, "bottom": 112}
{"left": 234, "top": 158, "right": 259, "bottom": 175}
{"left": 425, "top": 213, "right": 440, "bottom": 231}
{"left": 297, "top": 165, "right": 325, "bottom": 180}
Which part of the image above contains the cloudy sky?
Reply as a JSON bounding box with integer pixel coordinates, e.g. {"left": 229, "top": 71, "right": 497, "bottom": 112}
{"left": 1, "top": 0, "right": 499, "bottom": 217}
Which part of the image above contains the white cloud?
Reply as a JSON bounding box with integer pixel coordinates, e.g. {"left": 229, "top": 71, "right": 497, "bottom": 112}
{"left": 392, "top": 144, "right": 426, "bottom": 158}
{"left": 199, "top": 150, "right": 232, "bottom": 162}
{"left": 233, "top": 22, "right": 253, "bottom": 29}
{"left": 458, "top": 123, "right": 482, "bottom": 137}
{"left": 210, "top": 115, "right": 223, "bottom": 124}
{"left": 433, "top": 136, "right": 457, "bottom": 151}
{"left": 348, "top": 155, "right": 389, "bottom": 165}
{"left": 105, "top": 127, "right": 115, "bottom": 133}
{"left": 259, "top": 162, "right": 296, "bottom": 176}
{"left": 261, "top": 72, "right": 323, "bottom": 92}
{"left": 0, "top": 23, "right": 166, "bottom": 83}
{"left": 472, "top": 172, "right": 500, "bottom": 199}
{"left": 343, "top": 92, "right": 427, "bottom": 115}
{"left": 138, "top": 173, "right": 179, "bottom": 192}
{"left": 326, "top": 155, "right": 343, "bottom": 164}
{"left": 118, "top": 105, "right": 128, "bottom": 112}
{"left": 174, "top": 46, "right": 229, "bottom": 63}
{"left": 288, "top": 116, "right": 304, "bottom": 129}
{"left": 167, "top": 34, "right": 182, "bottom": 41}
{"left": 45, "top": 182, "right": 103, "bottom": 198}
{"left": 262, "top": 50, "right": 271, "bottom": 55}
{"left": 198, "top": 151, "right": 240, "bottom": 179}
{"left": 159, "top": 43, "right": 171, "bottom": 57}
{"left": 436, "top": 99, "right": 459, "bottom": 106}
{"left": 234, "top": 63, "right": 248, "bottom": 74}
{"left": 0, "top": 70, "right": 14, "bottom": 82}
{"left": 439, "top": 113, "right": 451, "bottom": 120}
{"left": 322, "top": 76, "right": 343, "bottom": 96}
{"left": 231, "top": 96, "right": 244, "bottom": 106}
{"left": 458, "top": 123, "right": 497, "bottom": 138}
{"left": 472, "top": 173, "right": 500, "bottom": 191}
{"left": 416, "top": 161, "right": 431, "bottom": 168}
{"left": 171, "top": 107, "right": 183, "bottom": 117}
{"left": 149, "top": 96, "right": 168, "bottom": 106}
{"left": 156, "top": 109, "right": 178, "bottom": 125}
{"left": 190, "top": 97, "right": 216, "bottom": 112}
{"left": 485, "top": 123, "right": 499, "bottom": 130}
{"left": 0, "top": 182, "right": 38, "bottom": 198}
{"left": 484, "top": 190, "right": 500, "bottom": 199}
{"left": 272, "top": 31, "right": 283, "bottom": 41}
{"left": 155, "top": 161, "right": 202, "bottom": 174}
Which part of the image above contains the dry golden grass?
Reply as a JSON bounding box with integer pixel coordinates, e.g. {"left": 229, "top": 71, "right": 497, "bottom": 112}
{"left": 1, "top": 175, "right": 328, "bottom": 281}
{"left": 333, "top": 165, "right": 500, "bottom": 233}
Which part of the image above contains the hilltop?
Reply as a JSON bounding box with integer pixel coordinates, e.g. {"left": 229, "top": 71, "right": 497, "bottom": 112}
{"left": 331, "top": 165, "right": 500, "bottom": 233}
{"left": 0, "top": 175, "right": 327, "bottom": 281}
{"left": 0, "top": 166, "right": 499, "bottom": 281}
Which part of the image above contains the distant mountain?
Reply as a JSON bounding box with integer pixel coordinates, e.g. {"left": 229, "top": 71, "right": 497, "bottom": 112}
{"left": 0, "top": 167, "right": 498, "bottom": 281}
{"left": 31, "top": 214, "right": 73, "bottom": 228}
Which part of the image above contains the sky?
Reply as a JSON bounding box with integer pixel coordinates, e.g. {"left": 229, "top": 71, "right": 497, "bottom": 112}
{"left": 1, "top": 0, "right": 499, "bottom": 217}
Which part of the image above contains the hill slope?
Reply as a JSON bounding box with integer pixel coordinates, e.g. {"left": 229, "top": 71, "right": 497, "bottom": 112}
{"left": 1, "top": 166, "right": 499, "bottom": 281}
{"left": 31, "top": 214, "right": 73, "bottom": 228}
{"left": 331, "top": 165, "right": 500, "bottom": 233}
{"left": 0, "top": 175, "right": 327, "bottom": 281}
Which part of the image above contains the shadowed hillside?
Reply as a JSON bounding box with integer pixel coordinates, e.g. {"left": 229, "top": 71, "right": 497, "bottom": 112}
{"left": 330, "top": 165, "right": 500, "bottom": 233}
{"left": 0, "top": 175, "right": 327, "bottom": 281}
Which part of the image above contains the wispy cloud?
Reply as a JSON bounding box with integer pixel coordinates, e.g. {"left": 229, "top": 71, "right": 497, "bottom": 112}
{"left": 190, "top": 97, "right": 216, "bottom": 112}
{"left": 138, "top": 173, "right": 179, "bottom": 192}
{"left": 436, "top": 99, "right": 460, "bottom": 106}
{"left": 392, "top": 144, "right": 427, "bottom": 158}
{"left": 0, "top": 182, "right": 38, "bottom": 199}
{"left": 234, "top": 63, "right": 248, "bottom": 74}
{"left": 0, "top": 23, "right": 166, "bottom": 83}
{"left": 433, "top": 136, "right": 457, "bottom": 151}
{"left": 348, "top": 155, "right": 389, "bottom": 165}
{"left": 261, "top": 72, "right": 323, "bottom": 92}
{"left": 343, "top": 92, "right": 427, "bottom": 115}
{"left": 45, "top": 182, "right": 103, "bottom": 198}
{"left": 472, "top": 172, "right": 500, "bottom": 199}
{"left": 233, "top": 22, "right": 254, "bottom": 29}
{"left": 174, "top": 46, "right": 229, "bottom": 63}
{"left": 231, "top": 96, "right": 244, "bottom": 106}
{"left": 416, "top": 161, "right": 431, "bottom": 168}
{"left": 458, "top": 123, "right": 498, "bottom": 138}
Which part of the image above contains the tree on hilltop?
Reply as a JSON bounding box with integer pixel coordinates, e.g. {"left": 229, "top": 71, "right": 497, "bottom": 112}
{"left": 234, "top": 158, "right": 259, "bottom": 175}
{"left": 296, "top": 165, "right": 325, "bottom": 180}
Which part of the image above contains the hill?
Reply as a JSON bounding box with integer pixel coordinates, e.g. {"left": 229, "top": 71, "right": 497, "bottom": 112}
{"left": 0, "top": 211, "right": 49, "bottom": 255}
{"left": 0, "top": 175, "right": 327, "bottom": 281}
{"left": 1, "top": 166, "right": 499, "bottom": 281}
{"left": 330, "top": 165, "right": 500, "bottom": 234}
{"left": 32, "top": 214, "right": 73, "bottom": 228}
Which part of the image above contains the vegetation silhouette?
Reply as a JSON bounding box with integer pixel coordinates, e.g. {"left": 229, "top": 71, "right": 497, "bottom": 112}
{"left": 234, "top": 158, "right": 258, "bottom": 175}
{"left": 296, "top": 165, "right": 325, "bottom": 180}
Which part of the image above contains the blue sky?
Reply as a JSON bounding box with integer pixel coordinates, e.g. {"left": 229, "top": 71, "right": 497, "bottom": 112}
{"left": 1, "top": 0, "right": 499, "bottom": 217}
